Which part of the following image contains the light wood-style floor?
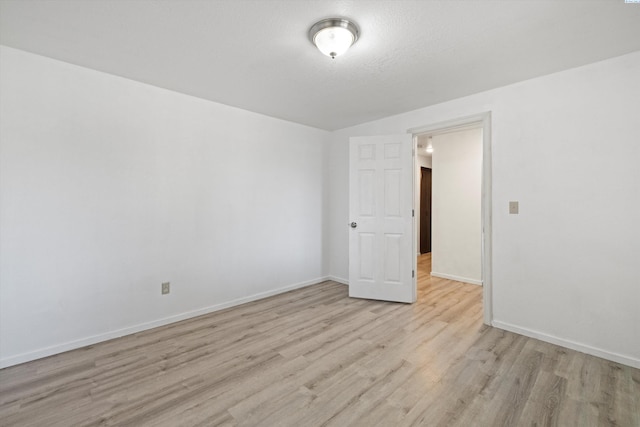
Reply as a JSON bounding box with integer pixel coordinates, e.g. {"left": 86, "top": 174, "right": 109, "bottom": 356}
{"left": 1, "top": 254, "right": 638, "bottom": 426}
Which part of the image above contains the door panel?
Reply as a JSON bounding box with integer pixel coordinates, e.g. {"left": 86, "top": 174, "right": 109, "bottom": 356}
{"left": 358, "top": 170, "right": 375, "bottom": 216}
{"left": 384, "top": 234, "right": 402, "bottom": 282}
{"left": 359, "top": 233, "right": 375, "bottom": 280}
{"left": 349, "top": 134, "right": 415, "bottom": 303}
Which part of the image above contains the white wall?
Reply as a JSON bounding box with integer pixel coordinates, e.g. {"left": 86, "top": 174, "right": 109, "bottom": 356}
{"left": 0, "top": 46, "right": 330, "bottom": 367}
{"left": 3, "top": 45, "right": 640, "bottom": 370}
{"left": 417, "top": 154, "right": 432, "bottom": 169}
{"left": 431, "top": 128, "right": 482, "bottom": 284}
{"left": 328, "top": 51, "right": 640, "bottom": 367}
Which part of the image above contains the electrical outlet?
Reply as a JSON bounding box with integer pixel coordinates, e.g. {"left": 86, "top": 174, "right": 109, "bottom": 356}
{"left": 509, "top": 201, "right": 519, "bottom": 214}
{"left": 161, "top": 282, "right": 170, "bottom": 295}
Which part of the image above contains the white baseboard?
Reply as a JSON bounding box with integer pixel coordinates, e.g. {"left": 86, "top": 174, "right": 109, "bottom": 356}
{"left": 328, "top": 275, "right": 348, "bottom": 285}
{"left": 492, "top": 320, "right": 640, "bottom": 369}
{"left": 430, "top": 271, "right": 482, "bottom": 286}
{"left": 0, "top": 276, "right": 330, "bottom": 369}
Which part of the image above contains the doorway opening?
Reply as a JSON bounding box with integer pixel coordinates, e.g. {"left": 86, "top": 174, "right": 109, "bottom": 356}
{"left": 409, "top": 112, "right": 492, "bottom": 325}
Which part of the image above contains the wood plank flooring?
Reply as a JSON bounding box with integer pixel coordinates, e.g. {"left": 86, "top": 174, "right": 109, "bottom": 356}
{"left": 1, "top": 253, "right": 638, "bottom": 426}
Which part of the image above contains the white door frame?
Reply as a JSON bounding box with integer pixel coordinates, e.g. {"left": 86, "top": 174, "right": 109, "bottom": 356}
{"left": 408, "top": 112, "right": 492, "bottom": 325}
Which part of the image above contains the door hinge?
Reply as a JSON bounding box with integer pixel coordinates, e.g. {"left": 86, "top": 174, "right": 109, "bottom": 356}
{"left": 412, "top": 270, "right": 415, "bottom": 278}
{"left": 412, "top": 209, "right": 415, "bottom": 217}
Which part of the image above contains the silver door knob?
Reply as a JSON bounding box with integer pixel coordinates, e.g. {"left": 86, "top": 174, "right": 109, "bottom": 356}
{"left": 350, "top": 222, "right": 357, "bottom": 228}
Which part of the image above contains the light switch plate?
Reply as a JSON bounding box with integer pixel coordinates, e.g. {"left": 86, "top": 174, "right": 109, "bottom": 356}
{"left": 509, "top": 201, "right": 519, "bottom": 214}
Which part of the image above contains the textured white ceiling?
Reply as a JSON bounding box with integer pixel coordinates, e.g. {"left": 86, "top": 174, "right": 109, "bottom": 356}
{"left": 1, "top": 0, "right": 639, "bottom": 130}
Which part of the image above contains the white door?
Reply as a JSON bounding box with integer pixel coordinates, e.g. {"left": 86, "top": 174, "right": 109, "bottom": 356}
{"left": 349, "top": 134, "right": 416, "bottom": 303}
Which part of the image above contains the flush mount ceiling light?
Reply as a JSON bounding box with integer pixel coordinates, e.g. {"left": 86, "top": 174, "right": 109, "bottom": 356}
{"left": 426, "top": 137, "right": 434, "bottom": 153}
{"left": 309, "top": 18, "right": 359, "bottom": 59}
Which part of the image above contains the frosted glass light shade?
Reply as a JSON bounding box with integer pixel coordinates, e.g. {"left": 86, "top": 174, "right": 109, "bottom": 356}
{"left": 314, "top": 27, "right": 354, "bottom": 58}
{"left": 309, "top": 18, "right": 359, "bottom": 59}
